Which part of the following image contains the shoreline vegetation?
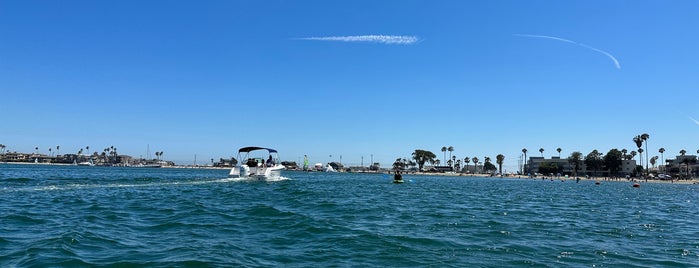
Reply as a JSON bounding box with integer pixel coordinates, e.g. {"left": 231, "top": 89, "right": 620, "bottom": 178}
{"left": 3, "top": 162, "right": 695, "bottom": 185}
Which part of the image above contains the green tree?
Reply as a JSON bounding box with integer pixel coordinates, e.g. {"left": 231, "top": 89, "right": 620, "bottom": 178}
{"left": 538, "top": 162, "right": 562, "bottom": 175}
{"left": 483, "top": 161, "right": 497, "bottom": 173}
{"left": 556, "top": 147, "right": 562, "bottom": 157}
{"left": 411, "top": 149, "right": 436, "bottom": 171}
{"left": 603, "top": 149, "right": 623, "bottom": 176}
{"left": 539, "top": 148, "right": 545, "bottom": 157}
{"left": 584, "top": 150, "right": 603, "bottom": 177}
{"left": 680, "top": 149, "right": 686, "bottom": 156}
{"left": 392, "top": 158, "right": 405, "bottom": 170}
{"left": 496, "top": 154, "right": 505, "bottom": 175}
{"left": 472, "top": 157, "right": 480, "bottom": 173}
{"left": 650, "top": 156, "right": 658, "bottom": 170}
{"left": 568, "top": 151, "right": 583, "bottom": 177}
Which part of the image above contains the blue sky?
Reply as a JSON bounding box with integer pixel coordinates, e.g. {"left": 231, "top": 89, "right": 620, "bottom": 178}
{"left": 2, "top": 1, "right": 698, "bottom": 171}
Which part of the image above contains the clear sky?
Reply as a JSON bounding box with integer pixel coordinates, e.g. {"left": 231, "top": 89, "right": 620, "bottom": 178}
{"left": 2, "top": 1, "right": 698, "bottom": 171}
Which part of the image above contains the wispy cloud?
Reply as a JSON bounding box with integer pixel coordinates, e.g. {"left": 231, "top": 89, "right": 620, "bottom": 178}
{"left": 688, "top": 116, "right": 699, "bottom": 126}
{"left": 514, "top": 34, "right": 621, "bottom": 69}
{"left": 298, "top": 35, "right": 419, "bottom": 45}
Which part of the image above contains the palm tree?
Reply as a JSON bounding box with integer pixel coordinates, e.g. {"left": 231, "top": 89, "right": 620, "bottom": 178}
{"left": 35, "top": 147, "right": 38, "bottom": 155}
{"left": 539, "top": 148, "right": 544, "bottom": 157}
{"left": 556, "top": 147, "right": 562, "bottom": 157}
{"left": 441, "top": 147, "right": 447, "bottom": 165}
{"left": 451, "top": 155, "right": 456, "bottom": 169}
{"left": 464, "top": 157, "right": 471, "bottom": 173}
{"left": 650, "top": 156, "right": 658, "bottom": 170}
{"left": 621, "top": 149, "right": 628, "bottom": 158}
{"left": 641, "top": 133, "right": 650, "bottom": 173}
{"left": 521, "top": 148, "right": 528, "bottom": 174}
{"left": 56, "top": 145, "right": 60, "bottom": 157}
{"left": 638, "top": 148, "right": 644, "bottom": 172}
{"left": 496, "top": 154, "right": 505, "bottom": 175}
{"left": 472, "top": 157, "right": 480, "bottom": 174}
{"left": 86, "top": 146, "right": 90, "bottom": 156}
{"left": 680, "top": 149, "right": 686, "bottom": 156}
{"left": 447, "top": 146, "right": 454, "bottom": 166}
{"left": 633, "top": 135, "right": 643, "bottom": 174}
{"left": 48, "top": 148, "right": 52, "bottom": 157}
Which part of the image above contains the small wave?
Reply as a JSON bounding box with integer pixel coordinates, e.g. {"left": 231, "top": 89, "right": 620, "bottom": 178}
{"left": 3, "top": 177, "right": 290, "bottom": 193}
{"left": 1, "top": 177, "right": 34, "bottom": 183}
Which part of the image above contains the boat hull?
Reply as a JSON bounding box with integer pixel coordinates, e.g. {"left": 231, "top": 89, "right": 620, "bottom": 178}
{"left": 229, "top": 164, "right": 284, "bottom": 181}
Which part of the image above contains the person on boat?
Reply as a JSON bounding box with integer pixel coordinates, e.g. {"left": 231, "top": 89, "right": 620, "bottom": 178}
{"left": 266, "top": 155, "right": 274, "bottom": 167}
{"left": 246, "top": 158, "right": 257, "bottom": 167}
{"left": 394, "top": 170, "right": 403, "bottom": 181}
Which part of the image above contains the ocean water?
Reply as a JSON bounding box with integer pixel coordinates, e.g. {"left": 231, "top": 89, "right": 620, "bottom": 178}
{"left": 1, "top": 164, "right": 698, "bottom": 267}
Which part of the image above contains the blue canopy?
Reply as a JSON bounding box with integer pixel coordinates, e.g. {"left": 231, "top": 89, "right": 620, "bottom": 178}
{"left": 238, "top": 147, "right": 278, "bottom": 153}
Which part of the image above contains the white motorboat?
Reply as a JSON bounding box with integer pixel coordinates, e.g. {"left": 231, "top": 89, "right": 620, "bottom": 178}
{"left": 77, "top": 159, "right": 95, "bottom": 166}
{"left": 228, "top": 147, "right": 284, "bottom": 180}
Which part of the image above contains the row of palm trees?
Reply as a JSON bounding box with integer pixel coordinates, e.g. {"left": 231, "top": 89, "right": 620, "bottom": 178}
{"left": 521, "top": 132, "right": 696, "bottom": 175}
{"left": 429, "top": 147, "right": 507, "bottom": 174}
{"left": 1, "top": 144, "right": 164, "bottom": 165}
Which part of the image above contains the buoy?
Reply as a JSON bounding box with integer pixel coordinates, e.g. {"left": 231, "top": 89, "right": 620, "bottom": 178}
{"left": 632, "top": 183, "right": 640, "bottom": 188}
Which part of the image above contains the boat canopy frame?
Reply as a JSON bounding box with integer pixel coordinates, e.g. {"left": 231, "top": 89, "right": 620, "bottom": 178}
{"left": 238, "top": 147, "right": 278, "bottom": 154}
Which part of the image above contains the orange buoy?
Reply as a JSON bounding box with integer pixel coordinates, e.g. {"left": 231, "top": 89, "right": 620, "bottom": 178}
{"left": 632, "top": 183, "right": 640, "bottom": 188}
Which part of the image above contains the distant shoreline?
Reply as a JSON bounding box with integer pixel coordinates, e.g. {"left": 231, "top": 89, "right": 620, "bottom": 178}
{"left": 2, "top": 162, "right": 696, "bottom": 184}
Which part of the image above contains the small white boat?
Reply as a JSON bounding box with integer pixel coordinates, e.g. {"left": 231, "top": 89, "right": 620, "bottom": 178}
{"left": 228, "top": 147, "right": 284, "bottom": 181}
{"left": 77, "top": 159, "right": 95, "bottom": 166}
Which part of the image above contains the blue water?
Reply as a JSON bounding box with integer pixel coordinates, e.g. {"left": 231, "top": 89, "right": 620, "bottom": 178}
{"left": 1, "top": 164, "right": 698, "bottom": 267}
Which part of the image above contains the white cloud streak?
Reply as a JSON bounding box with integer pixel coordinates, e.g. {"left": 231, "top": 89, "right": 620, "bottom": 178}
{"left": 688, "top": 116, "right": 699, "bottom": 126}
{"left": 514, "top": 34, "right": 621, "bottom": 69}
{"left": 298, "top": 35, "right": 419, "bottom": 45}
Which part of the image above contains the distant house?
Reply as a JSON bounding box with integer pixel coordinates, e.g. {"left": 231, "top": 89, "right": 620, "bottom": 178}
{"left": 527, "top": 156, "right": 637, "bottom": 176}
{"left": 665, "top": 155, "right": 698, "bottom": 178}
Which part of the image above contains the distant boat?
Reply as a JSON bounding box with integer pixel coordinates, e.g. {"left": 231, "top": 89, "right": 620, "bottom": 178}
{"left": 131, "top": 163, "right": 162, "bottom": 168}
{"left": 228, "top": 147, "right": 284, "bottom": 181}
{"left": 78, "top": 159, "right": 94, "bottom": 166}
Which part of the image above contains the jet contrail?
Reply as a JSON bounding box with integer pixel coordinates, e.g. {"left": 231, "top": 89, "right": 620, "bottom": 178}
{"left": 298, "top": 35, "right": 419, "bottom": 45}
{"left": 688, "top": 116, "right": 699, "bottom": 126}
{"left": 514, "top": 34, "right": 621, "bottom": 69}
